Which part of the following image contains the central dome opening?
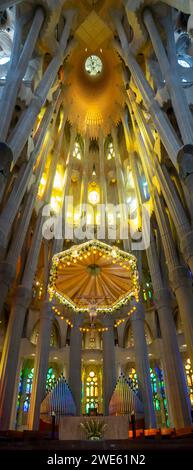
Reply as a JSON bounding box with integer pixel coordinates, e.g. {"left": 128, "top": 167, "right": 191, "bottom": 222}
{"left": 85, "top": 55, "right": 103, "bottom": 76}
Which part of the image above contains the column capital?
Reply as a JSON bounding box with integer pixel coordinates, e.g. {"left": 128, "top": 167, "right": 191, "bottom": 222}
{"left": 71, "top": 313, "right": 84, "bottom": 328}
{"left": 102, "top": 315, "right": 115, "bottom": 329}
{"left": 0, "top": 142, "right": 13, "bottom": 176}
{"left": 154, "top": 288, "right": 172, "bottom": 311}
{"left": 181, "top": 231, "right": 193, "bottom": 263}
{"left": 169, "top": 265, "right": 192, "bottom": 291}
{"left": 130, "top": 302, "right": 145, "bottom": 322}
{"left": 41, "top": 300, "right": 54, "bottom": 322}
{"left": 177, "top": 145, "right": 193, "bottom": 180}
{"left": 0, "top": 261, "right": 15, "bottom": 284}
{"left": 14, "top": 285, "right": 32, "bottom": 308}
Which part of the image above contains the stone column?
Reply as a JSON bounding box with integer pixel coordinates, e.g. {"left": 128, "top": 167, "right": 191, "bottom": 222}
{"left": 24, "top": 115, "right": 70, "bottom": 429}
{"left": 133, "top": 122, "right": 193, "bottom": 276}
{"left": 98, "top": 128, "right": 108, "bottom": 240}
{"left": 120, "top": 107, "right": 132, "bottom": 153}
{"left": 154, "top": 288, "right": 192, "bottom": 428}
{"left": 0, "top": 1, "right": 22, "bottom": 9}
{"left": 0, "top": 7, "right": 45, "bottom": 141}
{"left": 53, "top": 124, "right": 77, "bottom": 254}
{"left": 143, "top": 7, "right": 193, "bottom": 205}
{"left": 154, "top": 192, "right": 193, "bottom": 367}
{"left": 0, "top": 286, "right": 31, "bottom": 430}
{"left": 112, "top": 15, "right": 180, "bottom": 168}
{"left": 99, "top": 129, "right": 107, "bottom": 207}
{"left": 155, "top": 162, "right": 193, "bottom": 274}
{"left": 143, "top": 8, "right": 193, "bottom": 146}
{"left": 146, "top": 229, "right": 192, "bottom": 428}
{"left": 80, "top": 131, "right": 90, "bottom": 210}
{"left": 0, "top": 120, "right": 63, "bottom": 427}
{"left": 111, "top": 125, "right": 130, "bottom": 252}
{"left": 127, "top": 93, "right": 155, "bottom": 152}
{"left": 10, "top": 358, "right": 22, "bottom": 430}
{"left": 0, "top": 101, "right": 56, "bottom": 258}
{"left": 28, "top": 301, "right": 54, "bottom": 430}
{"left": 68, "top": 316, "right": 83, "bottom": 416}
{"left": 0, "top": 132, "right": 52, "bottom": 316}
{"left": 128, "top": 102, "right": 153, "bottom": 188}
{"left": 126, "top": 89, "right": 155, "bottom": 155}
{"left": 130, "top": 302, "right": 156, "bottom": 428}
{"left": 0, "top": 207, "right": 49, "bottom": 428}
{"left": 102, "top": 317, "right": 116, "bottom": 415}
{"left": 62, "top": 125, "right": 77, "bottom": 199}
{"left": 7, "top": 11, "right": 75, "bottom": 164}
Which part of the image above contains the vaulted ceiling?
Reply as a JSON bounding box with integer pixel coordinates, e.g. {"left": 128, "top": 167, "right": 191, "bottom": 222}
{"left": 62, "top": 0, "right": 125, "bottom": 136}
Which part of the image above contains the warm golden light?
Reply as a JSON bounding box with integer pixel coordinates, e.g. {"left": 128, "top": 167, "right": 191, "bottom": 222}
{"left": 53, "top": 170, "right": 63, "bottom": 190}
{"left": 50, "top": 196, "right": 61, "bottom": 213}
{"left": 88, "top": 190, "right": 100, "bottom": 205}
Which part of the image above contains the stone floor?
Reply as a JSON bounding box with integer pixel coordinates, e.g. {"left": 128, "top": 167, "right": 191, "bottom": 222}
{"left": 0, "top": 437, "right": 193, "bottom": 450}
{"left": 0, "top": 438, "right": 192, "bottom": 467}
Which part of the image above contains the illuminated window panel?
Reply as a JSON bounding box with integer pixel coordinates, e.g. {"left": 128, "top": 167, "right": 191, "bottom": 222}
{"left": 88, "top": 188, "right": 100, "bottom": 205}
{"left": 142, "top": 180, "right": 150, "bottom": 200}
{"left": 185, "top": 358, "right": 193, "bottom": 405}
{"left": 177, "top": 54, "right": 193, "bottom": 69}
{"left": 142, "top": 281, "right": 153, "bottom": 306}
{"left": 73, "top": 141, "right": 82, "bottom": 160}
{"left": 85, "top": 371, "right": 99, "bottom": 414}
{"left": 106, "top": 141, "right": 115, "bottom": 160}
{"left": 128, "top": 368, "right": 138, "bottom": 392}
{"left": 85, "top": 55, "right": 102, "bottom": 76}
{"left": 46, "top": 367, "right": 57, "bottom": 391}
{"left": 128, "top": 366, "right": 169, "bottom": 425}
{"left": 17, "top": 366, "right": 58, "bottom": 418}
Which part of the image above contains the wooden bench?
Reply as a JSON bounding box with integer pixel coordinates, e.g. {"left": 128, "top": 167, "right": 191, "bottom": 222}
{"left": 160, "top": 428, "right": 174, "bottom": 439}
{"left": 129, "top": 429, "right": 144, "bottom": 438}
{"left": 144, "top": 428, "right": 160, "bottom": 439}
{"left": 173, "top": 426, "right": 193, "bottom": 438}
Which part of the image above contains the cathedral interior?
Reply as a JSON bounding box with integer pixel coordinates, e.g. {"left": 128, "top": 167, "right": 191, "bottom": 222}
{"left": 0, "top": 0, "right": 193, "bottom": 440}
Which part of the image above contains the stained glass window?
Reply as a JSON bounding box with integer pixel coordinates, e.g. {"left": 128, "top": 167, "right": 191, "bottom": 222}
{"left": 46, "top": 367, "right": 57, "bottom": 391}
{"left": 156, "top": 367, "right": 169, "bottom": 427}
{"left": 128, "top": 368, "right": 138, "bottom": 392}
{"left": 106, "top": 141, "right": 115, "bottom": 161}
{"left": 185, "top": 358, "right": 193, "bottom": 405}
{"left": 17, "top": 367, "right": 34, "bottom": 413}
{"left": 17, "top": 366, "right": 58, "bottom": 416}
{"left": 142, "top": 281, "right": 153, "bottom": 305}
{"left": 85, "top": 371, "right": 99, "bottom": 414}
{"left": 150, "top": 367, "right": 160, "bottom": 411}
{"left": 73, "top": 141, "right": 82, "bottom": 160}
{"left": 178, "top": 55, "right": 193, "bottom": 68}
{"left": 128, "top": 366, "right": 169, "bottom": 426}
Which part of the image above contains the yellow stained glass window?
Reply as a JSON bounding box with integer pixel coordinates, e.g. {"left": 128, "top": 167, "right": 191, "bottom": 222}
{"left": 85, "top": 370, "right": 99, "bottom": 413}
{"left": 184, "top": 358, "right": 193, "bottom": 405}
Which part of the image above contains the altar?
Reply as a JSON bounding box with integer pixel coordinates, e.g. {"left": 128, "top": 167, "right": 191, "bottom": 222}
{"left": 59, "top": 416, "right": 129, "bottom": 441}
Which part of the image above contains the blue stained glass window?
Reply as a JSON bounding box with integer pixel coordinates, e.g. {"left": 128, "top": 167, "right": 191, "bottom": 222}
{"left": 17, "top": 366, "right": 58, "bottom": 418}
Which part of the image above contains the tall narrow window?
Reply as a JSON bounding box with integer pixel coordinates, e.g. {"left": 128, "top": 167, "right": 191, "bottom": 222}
{"left": 185, "top": 358, "right": 193, "bottom": 405}
{"left": 85, "top": 371, "right": 99, "bottom": 414}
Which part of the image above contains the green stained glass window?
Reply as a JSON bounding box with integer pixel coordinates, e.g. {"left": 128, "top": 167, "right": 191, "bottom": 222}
{"left": 17, "top": 366, "right": 58, "bottom": 419}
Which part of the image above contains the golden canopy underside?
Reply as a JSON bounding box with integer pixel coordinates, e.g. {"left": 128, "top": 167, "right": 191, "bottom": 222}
{"left": 49, "top": 242, "right": 138, "bottom": 311}
{"left": 65, "top": 46, "right": 124, "bottom": 137}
